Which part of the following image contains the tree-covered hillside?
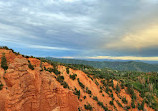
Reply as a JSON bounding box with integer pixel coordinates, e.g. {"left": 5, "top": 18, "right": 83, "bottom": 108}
{"left": 42, "top": 57, "right": 158, "bottom": 110}
{"left": 46, "top": 57, "right": 158, "bottom": 72}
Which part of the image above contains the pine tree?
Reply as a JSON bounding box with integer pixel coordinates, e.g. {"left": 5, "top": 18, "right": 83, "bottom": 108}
{"left": 1, "top": 53, "right": 8, "bottom": 70}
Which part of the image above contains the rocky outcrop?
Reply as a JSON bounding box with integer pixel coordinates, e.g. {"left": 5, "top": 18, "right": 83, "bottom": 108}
{"left": 0, "top": 50, "right": 79, "bottom": 111}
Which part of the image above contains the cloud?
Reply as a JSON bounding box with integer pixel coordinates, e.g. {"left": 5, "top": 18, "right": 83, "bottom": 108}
{"left": 106, "top": 25, "right": 158, "bottom": 49}
{"left": 63, "top": 0, "right": 77, "bottom": 2}
{"left": 58, "top": 56, "right": 74, "bottom": 59}
{"left": 61, "top": 56, "right": 158, "bottom": 61}
{"left": 0, "top": 0, "right": 158, "bottom": 58}
{"left": 28, "top": 45, "right": 75, "bottom": 51}
{"left": 87, "top": 56, "right": 158, "bottom": 61}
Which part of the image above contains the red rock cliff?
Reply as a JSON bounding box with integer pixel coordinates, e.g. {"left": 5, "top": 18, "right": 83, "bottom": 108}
{"left": 0, "top": 49, "right": 79, "bottom": 111}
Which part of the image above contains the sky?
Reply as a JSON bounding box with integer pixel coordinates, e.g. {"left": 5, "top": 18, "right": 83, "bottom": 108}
{"left": 0, "top": 0, "right": 158, "bottom": 61}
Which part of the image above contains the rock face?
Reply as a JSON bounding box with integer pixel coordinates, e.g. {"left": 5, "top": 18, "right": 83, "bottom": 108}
{"left": 0, "top": 49, "right": 79, "bottom": 111}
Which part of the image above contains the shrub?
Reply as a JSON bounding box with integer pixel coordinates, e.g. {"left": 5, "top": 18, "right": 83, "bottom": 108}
{"left": 78, "top": 107, "right": 81, "bottom": 111}
{"left": 66, "top": 67, "right": 69, "bottom": 74}
{"left": 40, "top": 60, "right": 43, "bottom": 71}
{"left": 28, "top": 60, "right": 34, "bottom": 70}
{"left": 138, "top": 103, "right": 141, "bottom": 110}
{"left": 138, "top": 101, "right": 145, "bottom": 110}
{"left": 0, "top": 83, "right": 3, "bottom": 90}
{"left": 125, "top": 106, "right": 130, "bottom": 110}
{"left": 87, "top": 90, "right": 92, "bottom": 94}
{"left": 77, "top": 78, "right": 85, "bottom": 89}
{"left": 95, "top": 80, "right": 99, "bottom": 86}
{"left": 101, "top": 79, "right": 106, "bottom": 86}
{"left": 98, "top": 101, "right": 103, "bottom": 106}
{"left": 46, "top": 68, "right": 60, "bottom": 75}
{"left": 110, "top": 94, "right": 113, "bottom": 98}
{"left": 56, "top": 76, "right": 69, "bottom": 88}
{"left": 131, "top": 93, "right": 136, "bottom": 100}
{"left": 73, "top": 88, "right": 80, "bottom": 99}
{"left": 69, "top": 74, "right": 77, "bottom": 80}
{"left": 105, "top": 86, "right": 109, "bottom": 94}
{"left": 84, "top": 103, "right": 92, "bottom": 110}
{"left": 61, "top": 81, "right": 69, "bottom": 88}
{"left": 141, "top": 101, "right": 145, "bottom": 110}
{"left": 126, "top": 84, "right": 136, "bottom": 100}
{"left": 1, "top": 53, "right": 8, "bottom": 70}
{"left": 121, "top": 82, "right": 124, "bottom": 89}
{"left": 116, "top": 100, "right": 123, "bottom": 107}
{"left": 97, "top": 101, "right": 108, "bottom": 110}
{"left": 0, "top": 46, "right": 9, "bottom": 50}
{"left": 93, "top": 96, "right": 98, "bottom": 101}
{"left": 86, "top": 87, "right": 92, "bottom": 94}
{"left": 116, "top": 83, "right": 120, "bottom": 93}
{"left": 131, "top": 100, "right": 135, "bottom": 108}
{"left": 87, "top": 75, "right": 93, "bottom": 81}
{"left": 122, "top": 97, "right": 128, "bottom": 104}
{"left": 83, "top": 96, "right": 86, "bottom": 99}
{"left": 109, "top": 88, "right": 112, "bottom": 93}
{"left": 109, "top": 79, "right": 114, "bottom": 88}
{"left": 105, "top": 86, "right": 112, "bottom": 94}
{"left": 109, "top": 100, "right": 114, "bottom": 105}
{"left": 56, "top": 76, "right": 64, "bottom": 83}
{"left": 100, "top": 86, "right": 103, "bottom": 90}
{"left": 53, "top": 68, "right": 60, "bottom": 75}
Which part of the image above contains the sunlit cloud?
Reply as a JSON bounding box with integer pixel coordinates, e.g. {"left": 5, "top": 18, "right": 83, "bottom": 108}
{"left": 61, "top": 56, "right": 158, "bottom": 61}
{"left": 106, "top": 25, "right": 158, "bottom": 49}
{"left": 87, "top": 56, "right": 158, "bottom": 61}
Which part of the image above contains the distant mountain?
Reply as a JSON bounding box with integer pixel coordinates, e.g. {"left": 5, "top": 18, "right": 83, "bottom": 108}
{"left": 46, "top": 57, "right": 158, "bottom": 72}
